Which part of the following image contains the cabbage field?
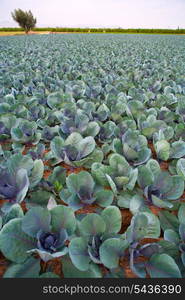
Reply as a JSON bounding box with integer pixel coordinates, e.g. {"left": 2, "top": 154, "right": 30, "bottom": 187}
{"left": 0, "top": 33, "right": 185, "bottom": 278}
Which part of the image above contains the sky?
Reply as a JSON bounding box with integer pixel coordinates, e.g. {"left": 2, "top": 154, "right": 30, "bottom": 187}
{"left": 0, "top": 0, "right": 185, "bottom": 28}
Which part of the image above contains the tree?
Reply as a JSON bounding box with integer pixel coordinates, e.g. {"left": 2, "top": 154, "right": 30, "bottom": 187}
{"left": 11, "top": 9, "right": 37, "bottom": 33}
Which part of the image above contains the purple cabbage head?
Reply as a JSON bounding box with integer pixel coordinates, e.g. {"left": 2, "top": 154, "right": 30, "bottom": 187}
{"left": 0, "top": 168, "right": 29, "bottom": 204}
{"left": 37, "top": 230, "right": 67, "bottom": 254}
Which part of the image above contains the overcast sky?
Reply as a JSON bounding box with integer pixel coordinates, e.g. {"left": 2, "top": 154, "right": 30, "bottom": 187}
{"left": 1, "top": 0, "right": 185, "bottom": 28}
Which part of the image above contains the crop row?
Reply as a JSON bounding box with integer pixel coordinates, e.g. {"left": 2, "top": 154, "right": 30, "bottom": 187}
{"left": 0, "top": 27, "right": 185, "bottom": 34}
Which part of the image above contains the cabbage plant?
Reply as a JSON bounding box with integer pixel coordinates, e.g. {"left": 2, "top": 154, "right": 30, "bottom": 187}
{"left": 59, "top": 108, "right": 100, "bottom": 137}
{"left": 0, "top": 205, "right": 76, "bottom": 263}
{"left": 0, "top": 153, "right": 44, "bottom": 210}
{"left": 91, "top": 153, "right": 138, "bottom": 194}
{"left": 69, "top": 207, "right": 128, "bottom": 270}
{"left": 126, "top": 211, "right": 181, "bottom": 278}
{"left": 0, "top": 115, "right": 17, "bottom": 141}
{"left": 112, "top": 129, "right": 151, "bottom": 166}
{"left": 60, "top": 171, "right": 114, "bottom": 210}
{"left": 163, "top": 204, "right": 185, "bottom": 269}
{"left": 153, "top": 129, "right": 185, "bottom": 161}
{"left": 11, "top": 119, "right": 41, "bottom": 145}
{"left": 51, "top": 132, "right": 103, "bottom": 167}
{"left": 138, "top": 160, "right": 184, "bottom": 208}
{"left": 0, "top": 168, "right": 29, "bottom": 205}
{"left": 138, "top": 114, "right": 170, "bottom": 139}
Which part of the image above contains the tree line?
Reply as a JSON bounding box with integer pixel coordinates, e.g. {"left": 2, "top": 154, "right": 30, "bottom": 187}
{"left": 6, "top": 9, "right": 185, "bottom": 34}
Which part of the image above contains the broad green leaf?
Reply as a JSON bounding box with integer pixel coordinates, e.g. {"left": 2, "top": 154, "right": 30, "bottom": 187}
{"left": 179, "top": 223, "right": 185, "bottom": 241}
{"left": 129, "top": 195, "right": 146, "bottom": 215}
{"left": 170, "top": 141, "right": 185, "bottom": 159}
{"left": 47, "top": 92, "right": 63, "bottom": 109}
{"left": 136, "top": 148, "right": 151, "bottom": 165}
{"left": 117, "top": 192, "right": 132, "bottom": 208}
{"left": 137, "top": 165, "right": 154, "bottom": 188}
{"left": 48, "top": 166, "right": 66, "bottom": 187}
{"left": 7, "top": 153, "right": 33, "bottom": 174}
{"left": 129, "top": 212, "right": 160, "bottom": 242}
{"left": 109, "top": 153, "right": 130, "bottom": 175}
{"left": 155, "top": 140, "right": 170, "bottom": 161}
{"left": 3, "top": 257, "right": 40, "bottom": 278}
{"left": 146, "top": 159, "right": 161, "bottom": 178}
{"left": 164, "top": 229, "right": 180, "bottom": 244}
{"left": 101, "top": 206, "right": 122, "bottom": 234}
{"left": 91, "top": 163, "right": 109, "bottom": 186}
{"left": 77, "top": 136, "right": 95, "bottom": 158}
{"left": 112, "top": 138, "right": 123, "bottom": 155}
{"left": 50, "top": 205, "right": 76, "bottom": 235}
{"left": 65, "top": 132, "right": 83, "bottom": 146}
{"left": 178, "top": 204, "right": 185, "bottom": 224}
{"left": 147, "top": 254, "right": 181, "bottom": 278}
{"left": 50, "top": 136, "right": 65, "bottom": 158}
{"left": 163, "top": 176, "right": 184, "bottom": 200}
{"left": 84, "top": 121, "right": 100, "bottom": 137}
{"left": 29, "top": 159, "right": 44, "bottom": 188}
{"left": 25, "top": 190, "right": 53, "bottom": 209}
{"left": 62, "top": 255, "right": 102, "bottom": 278}
{"left": 22, "top": 207, "right": 51, "bottom": 237}
{"left": 123, "top": 143, "right": 138, "bottom": 161}
{"left": 69, "top": 237, "right": 90, "bottom": 271}
{"left": 74, "top": 149, "right": 103, "bottom": 168}
{"left": 3, "top": 204, "right": 24, "bottom": 225}
{"left": 152, "top": 195, "right": 173, "bottom": 209}
{"left": 99, "top": 238, "right": 128, "bottom": 269}
{"left": 127, "top": 168, "right": 138, "bottom": 190}
{"left": 0, "top": 218, "right": 36, "bottom": 263}
{"left": 159, "top": 211, "right": 179, "bottom": 232}
{"left": 66, "top": 171, "right": 95, "bottom": 194}
{"left": 95, "top": 189, "right": 114, "bottom": 207}
{"left": 79, "top": 214, "right": 106, "bottom": 236}
{"left": 176, "top": 158, "right": 185, "bottom": 179}
{"left": 158, "top": 240, "right": 180, "bottom": 259}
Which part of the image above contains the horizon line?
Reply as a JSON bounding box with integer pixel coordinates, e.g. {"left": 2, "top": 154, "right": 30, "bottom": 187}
{"left": 0, "top": 26, "right": 185, "bottom": 30}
